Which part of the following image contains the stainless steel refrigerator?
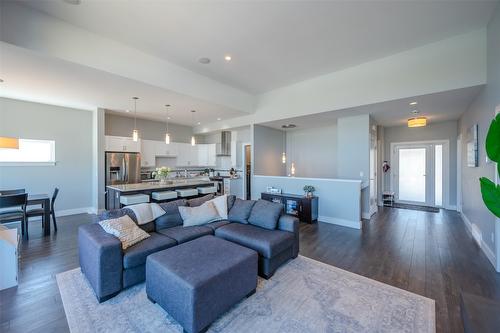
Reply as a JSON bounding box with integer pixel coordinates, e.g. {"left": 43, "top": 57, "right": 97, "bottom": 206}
{"left": 105, "top": 152, "right": 141, "bottom": 186}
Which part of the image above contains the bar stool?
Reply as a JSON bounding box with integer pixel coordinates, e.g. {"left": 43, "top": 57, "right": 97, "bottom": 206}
{"left": 197, "top": 186, "right": 217, "bottom": 195}
{"left": 151, "top": 191, "right": 178, "bottom": 202}
{"left": 120, "top": 194, "right": 150, "bottom": 206}
{"left": 176, "top": 188, "right": 199, "bottom": 198}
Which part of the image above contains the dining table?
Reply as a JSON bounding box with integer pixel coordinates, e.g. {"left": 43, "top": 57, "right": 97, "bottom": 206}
{"left": 28, "top": 194, "right": 51, "bottom": 236}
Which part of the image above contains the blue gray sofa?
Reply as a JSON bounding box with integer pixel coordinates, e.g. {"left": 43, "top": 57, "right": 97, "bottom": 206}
{"left": 78, "top": 195, "right": 299, "bottom": 302}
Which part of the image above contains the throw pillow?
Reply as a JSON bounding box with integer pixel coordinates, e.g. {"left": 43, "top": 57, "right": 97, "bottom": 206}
{"left": 187, "top": 194, "right": 215, "bottom": 207}
{"left": 156, "top": 199, "right": 187, "bottom": 230}
{"left": 208, "top": 194, "right": 228, "bottom": 219}
{"left": 179, "top": 201, "right": 221, "bottom": 227}
{"left": 248, "top": 199, "right": 283, "bottom": 230}
{"left": 227, "top": 195, "right": 236, "bottom": 211}
{"left": 228, "top": 198, "right": 256, "bottom": 224}
{"left": 128, "top": 203, "right": 166, "bottom": 225}
{"left": 98, "top": 215, "right": 150, "bottom": 250}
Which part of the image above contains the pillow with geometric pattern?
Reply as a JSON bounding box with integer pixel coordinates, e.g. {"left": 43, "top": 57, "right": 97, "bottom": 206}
{"left": 98, "top": 215, "right": 150, "bottom": 250}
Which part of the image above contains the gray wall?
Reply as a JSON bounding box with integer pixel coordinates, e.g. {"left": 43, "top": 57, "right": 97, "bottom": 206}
{"left": 105, "top": 113, "right": 199, "bottom": 143}
{"left": 285, "top": 124, "right": 337, "bottom": 178}
{"left": 337, "top": 114, "right": 370, "bottom": 181}
{"left": 459, "top": 4, "right": 500, "bottom": 258}
{"left": 202, "top": 126, "right": 251, "bottom": 170}
{"left": 383, "top": 120, "right": 458, "bottom": 206}
{"left": 253, "top": 125, "right": 286, "bottom": 176}
{"left": 0, "top": 97, "right": 93, "bottom": 212}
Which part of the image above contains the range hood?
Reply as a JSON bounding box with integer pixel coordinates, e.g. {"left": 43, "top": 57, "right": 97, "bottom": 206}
{"left": 216, "top": 131, "right": 231, "bottom": 156}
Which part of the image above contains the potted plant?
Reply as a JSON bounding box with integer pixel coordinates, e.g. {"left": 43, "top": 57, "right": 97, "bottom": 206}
{"left": 480, "top": 113, "right": 500, "bottom": 218}
{"left": 303, "top": 185, "right": 316, "bottom": 198}
{"left": 152, "top": 167, "right": 171, "bottom": 184}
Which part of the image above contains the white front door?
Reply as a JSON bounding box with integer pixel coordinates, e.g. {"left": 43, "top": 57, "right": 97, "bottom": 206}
{"left": 392, "top": 142, "right": 447, "bottom": 207}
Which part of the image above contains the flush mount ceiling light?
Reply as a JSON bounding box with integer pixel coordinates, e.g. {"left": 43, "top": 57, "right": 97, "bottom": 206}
{"left": 164, "top": 104, "right": 171, "bottom": 145}
{"left": 132, "top": 97, "right": 139, "bottom": 142}
{"left": 62, "top": 0, "right": 81, "bottom": 4}
{"left": 198, "top": 57, "right": 211, "bottom": 64}
{"left": 409, "top": 101, "right": 418, "bottom": 106}
{"left": 408, "top": 116, "right": 427, "bottom": 128}
{"left": 0, "top": 137, "right": 19, "bottom": 149}
{"left": 224, "top": 55, "right": 232, "bottom": 62}
{"left": 217, "top": 118, "right": 222, "bottom": 121}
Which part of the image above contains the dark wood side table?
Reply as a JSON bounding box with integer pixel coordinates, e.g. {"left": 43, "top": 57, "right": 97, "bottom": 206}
{"left": 28, "top": 194, "right": 51, "bottom": 236}
{"left": 261, "top": 192, "right": 318, "bottom": 224}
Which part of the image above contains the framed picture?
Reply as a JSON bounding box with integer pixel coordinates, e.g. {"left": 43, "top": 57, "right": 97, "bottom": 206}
{"left": 466, "top": 124, "right": 478, "bottom": 167}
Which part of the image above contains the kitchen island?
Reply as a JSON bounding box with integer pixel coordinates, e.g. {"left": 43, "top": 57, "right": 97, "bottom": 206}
{"left": 106, "top": 179, "right": 216, "bottom": 210}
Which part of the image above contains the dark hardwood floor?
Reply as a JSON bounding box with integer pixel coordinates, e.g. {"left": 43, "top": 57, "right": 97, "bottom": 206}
{"left": 1, "top": 207, "right": 499, "bottom": 332}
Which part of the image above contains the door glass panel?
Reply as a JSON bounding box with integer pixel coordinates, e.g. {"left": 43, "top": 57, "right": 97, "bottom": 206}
{"left": 398, "top": 148, "right": 426, "bottom": 203}
{"left": 435, "top": 145, "right": 443, "bottom": 206}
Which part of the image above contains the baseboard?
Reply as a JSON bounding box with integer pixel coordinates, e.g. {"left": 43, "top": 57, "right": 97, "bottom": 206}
{"left": 56, "top": 207, "right": 95, "bottom": 217}
{"left": 362, "top": 212, "right": 372, "bottom": 220}
{"left": 444, "top": 205, "right": 457, "bottom": 211}
{"left": 318, "top": 215, "right": 361, "bottom": 230}
{"left": 461, "top": 212, "right": 497, "bottom": 270}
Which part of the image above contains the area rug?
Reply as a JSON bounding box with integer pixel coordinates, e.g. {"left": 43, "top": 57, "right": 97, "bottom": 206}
{"left": 393, "top": 203, "right": 440, "bottom": 213}
{"left": 56, "top": 255, "right": 435, "bottom": 333}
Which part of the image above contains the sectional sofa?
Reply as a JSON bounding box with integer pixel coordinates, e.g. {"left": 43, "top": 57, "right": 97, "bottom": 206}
{"left": 78, "top": 195, "right": 299, "bottom": 302}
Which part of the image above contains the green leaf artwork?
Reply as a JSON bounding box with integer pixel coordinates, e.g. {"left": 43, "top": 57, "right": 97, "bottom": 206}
{"left": 480, "top": 113, "right": 500, "bottom": 218}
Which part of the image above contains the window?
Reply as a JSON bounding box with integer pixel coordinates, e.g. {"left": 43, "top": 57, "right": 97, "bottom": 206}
{"left": 0, "top": 139, "right": 55, "bottom": 165}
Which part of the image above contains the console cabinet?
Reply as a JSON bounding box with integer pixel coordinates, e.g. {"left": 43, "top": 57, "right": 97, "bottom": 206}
{"left": 261, "top": 192, "right": 318, "bottom": 224}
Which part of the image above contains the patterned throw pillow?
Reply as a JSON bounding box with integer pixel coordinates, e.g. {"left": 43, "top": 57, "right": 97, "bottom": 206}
{"left": 98, "top": 215, "right": 150, "bottom": 250}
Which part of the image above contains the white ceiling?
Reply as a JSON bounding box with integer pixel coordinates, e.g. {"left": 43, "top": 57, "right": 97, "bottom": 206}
{"left": 0, "top": 43, "right": 245, "bottom": 126}
{"left": 23, "top": 0, "right": 497, "bottom": 94}
{"left": 259, "top": 85, "right": 483, "bottom": 130}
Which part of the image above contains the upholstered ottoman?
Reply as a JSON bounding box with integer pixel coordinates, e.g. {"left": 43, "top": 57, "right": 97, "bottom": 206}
{"left": 146, "top": 235, "right": 258, "bottom": 333}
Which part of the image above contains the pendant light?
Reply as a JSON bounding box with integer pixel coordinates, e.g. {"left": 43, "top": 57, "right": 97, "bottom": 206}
{"left": 164, "top": 104, "right": 171, "bottom": 144}
{"left": 132, "top": 97, "right": 139, "bottom": 142}
{"left": 282, "top": 129, "right": 286, "bottom": 164}
{"left": 190, "top": 110, "right": 196, "bottom": 146}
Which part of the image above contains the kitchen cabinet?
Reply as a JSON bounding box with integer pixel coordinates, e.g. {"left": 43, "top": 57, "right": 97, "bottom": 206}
{"left": 105, "top": 136, "right": 141, "bottom": 153}
{"left": 155, "top": 141, "right": 178, "bottom": 157}
{"left": 176, "top": 143, "right": 216, "bottom": 167}
{"left": 141, "top": 140, "right": 157, "bottom": 167}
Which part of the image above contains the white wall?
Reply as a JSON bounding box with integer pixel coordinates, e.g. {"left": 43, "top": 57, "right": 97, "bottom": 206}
{"left": 383, "top": 120, "right": 458, "bottom": 207}
{"left": 458, "top": 4, "right": 500, "bottom": 270}
{"left": 285, "top": 124, "right": 337, "bottom": 178}
{"left": 252, "top": 175, "right": 362, "bottom": 229}
{"left": 0, "top": 98, "right": 94, "bottom": 214}
{"left": 201, "top": 126, "right": 251, "bottom": 170}
{"left": 105, "top": 113, "right": 197, "bottom": 144}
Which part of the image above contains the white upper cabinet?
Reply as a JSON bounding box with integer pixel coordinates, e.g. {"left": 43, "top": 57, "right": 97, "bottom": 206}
{"left": 155, "top": 141, "right": 178, "bottom": 157}
{"left": 175, "top": 143, "right": 216, "bottom": 167}
{"left": 207, "top": 144, "right": 216, "bottom": 166}
{"left": 105, "top": 136, "right": 141, "bottom": 153}
{"left": 140, "top": 140, "right": 156, "bottom": 167}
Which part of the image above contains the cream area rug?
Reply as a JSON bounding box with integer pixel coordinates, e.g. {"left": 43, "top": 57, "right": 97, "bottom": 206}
{"left": 56, "top": 255, "right": 435, "bottom": 333}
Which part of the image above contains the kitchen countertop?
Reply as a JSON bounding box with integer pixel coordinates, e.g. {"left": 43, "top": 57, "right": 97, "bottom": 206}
{"left": 107, "top": 179, "right": 215, "bottom": 192}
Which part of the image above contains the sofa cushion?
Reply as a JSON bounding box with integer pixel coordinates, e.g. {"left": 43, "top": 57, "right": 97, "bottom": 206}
{"left": 248, "top": 199, "right": 283, "bottom": 230}
{"left": 157, "top": 225, "right": 213, "bottom": 244}
{"left": 155, "top": 199, "right": 187, "bottom": 230}
{"left": 228, "top": 199, "right": 256, "bottom": 224}
{"left": 123, "top": 232, "right": 177, "bottom": 269}
{"left": 205, "top": 220, "right": 231, "bottom": 231}
{"left": 187, "top": 194, "right": 214, "bottom": 207}
{"left": 215, "top": 223, "right": 294, "bottom": 259}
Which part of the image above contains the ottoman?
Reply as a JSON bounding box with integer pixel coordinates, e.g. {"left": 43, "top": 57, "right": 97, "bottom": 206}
{"left": 146, "top": 235, "right": 258, "bottom": 333}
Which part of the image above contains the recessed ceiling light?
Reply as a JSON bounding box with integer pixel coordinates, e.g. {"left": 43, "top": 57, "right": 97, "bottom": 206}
{"left": 197, "top": 121, "right": 201, "bottom": 125}
{"left": 412, "top": 110, "right": 419, "bottom": 115}
{"left": 125, "top": 109, "right": 130, "bottom": 113}
{"left": 198, "top": 57, "right": 211, "bottom": 64}
{"left": 217, "top": 118, "right": 221, "bottom": 121}
{"left": 0, "top": 78, "right": 4, "bottom": 83}
{"left": 224, "top": 55, "right": 232, "bottom": 62}
{"left": 281, "top": 124, "right": 297, "bottom": 129}
{"left": 409, "top": 101, "right": 418, "bottom": 106}
{"left": 167, "top": 116, "right": 171, "bottom": 120}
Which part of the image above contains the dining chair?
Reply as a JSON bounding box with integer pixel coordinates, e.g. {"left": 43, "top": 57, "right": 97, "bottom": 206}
{"left": 0, "top": 189, "right": 25, "bottom": 195}
{"left": 26, "top": 188, "right": 59, "bottom": 236}
{"left": 0, "top": 193, "right": 28, "bottom": 236}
